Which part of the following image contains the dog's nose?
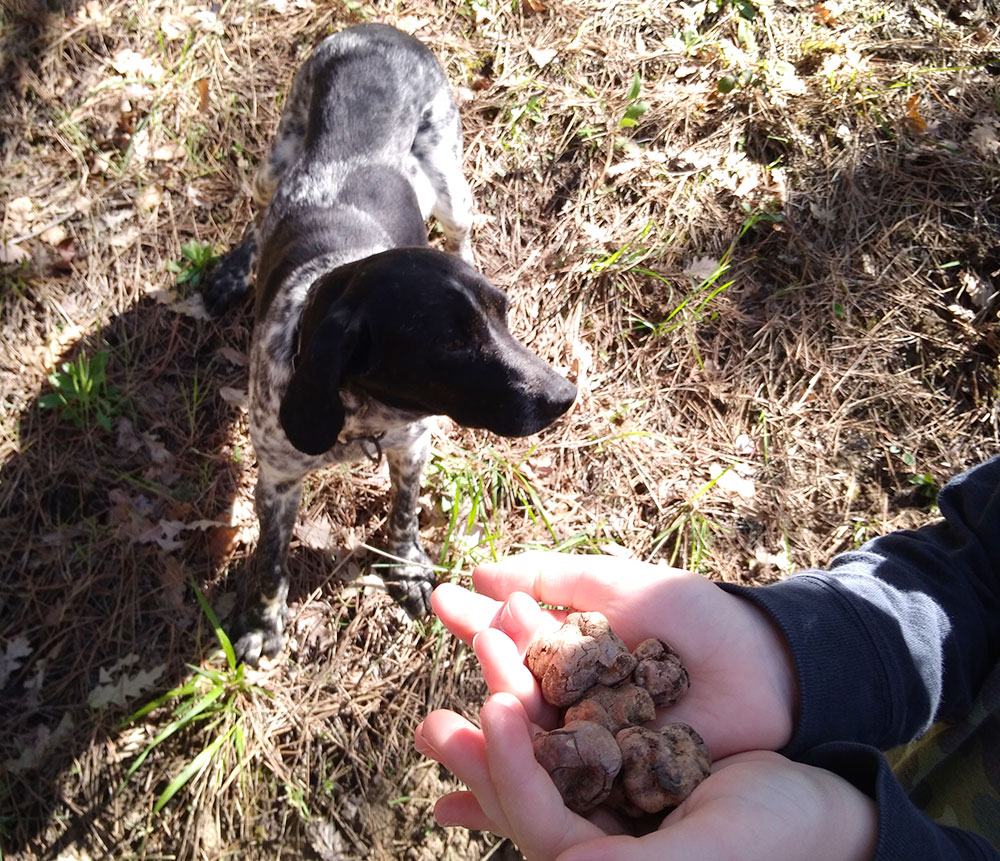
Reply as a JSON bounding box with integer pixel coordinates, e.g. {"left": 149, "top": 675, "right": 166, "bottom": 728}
{"left": 545, "top": 371, "right": 576, "bottom": 422}
{"left": 546, "top": 373, "right": 577, "bottom": 418}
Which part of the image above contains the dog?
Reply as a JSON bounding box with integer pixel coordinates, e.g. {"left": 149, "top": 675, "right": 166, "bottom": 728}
{"left": 202, "top": 23, "right": 577, "bottom": 665}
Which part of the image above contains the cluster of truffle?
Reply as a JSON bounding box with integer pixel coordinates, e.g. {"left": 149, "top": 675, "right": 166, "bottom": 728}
{"left": 525, "top": 611, "right": 711, "bottom": 817}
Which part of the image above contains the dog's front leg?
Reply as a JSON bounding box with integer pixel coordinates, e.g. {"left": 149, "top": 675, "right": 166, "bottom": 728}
{"left": 202, "top": 220, "right": 259, "bottom": 316}
{"left": 233, "top": 466, "right": 302, "bottom": 665}
{"left": 382, "top": 426, "right": 436, "bottom": 616}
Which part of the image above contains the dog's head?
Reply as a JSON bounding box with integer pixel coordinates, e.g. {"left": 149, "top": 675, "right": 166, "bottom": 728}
{"left": 279, "top": 248, "right": 577, "bottom": 455}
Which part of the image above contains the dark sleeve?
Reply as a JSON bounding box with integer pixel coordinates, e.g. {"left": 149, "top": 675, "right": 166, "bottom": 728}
{"left": 721, "top": 453, "right": 1000, "bottom": 752}
{"left": 800, "top": 742, "right": 999, "bottom": 859}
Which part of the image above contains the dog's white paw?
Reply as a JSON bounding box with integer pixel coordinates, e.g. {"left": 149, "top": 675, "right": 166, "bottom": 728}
{"left": 231, "top": 603, "right": 287, "bottom": 666}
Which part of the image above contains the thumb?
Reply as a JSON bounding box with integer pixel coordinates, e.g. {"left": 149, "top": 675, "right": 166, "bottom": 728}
{"left": 481, "top": 694, "right": 603, "bottom": 859}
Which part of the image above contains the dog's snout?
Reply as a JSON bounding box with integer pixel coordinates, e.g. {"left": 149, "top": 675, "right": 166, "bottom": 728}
{"left": 500, "top": 357, "right": 576, "bottom": 436}
{"left": 548, "top": 373, "right": 577, "bottom": 415}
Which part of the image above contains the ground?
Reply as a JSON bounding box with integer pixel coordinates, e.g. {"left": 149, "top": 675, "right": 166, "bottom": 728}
{"left": 1, "top": 0, "right": 998, "bottom": 858}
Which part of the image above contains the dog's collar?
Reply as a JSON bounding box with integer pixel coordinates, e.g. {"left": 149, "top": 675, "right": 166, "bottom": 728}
{"left": 337, "top": 431, "right": 385, "bottom": 464}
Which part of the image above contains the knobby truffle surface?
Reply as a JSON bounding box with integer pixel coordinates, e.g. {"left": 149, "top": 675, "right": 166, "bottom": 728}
{"left": 525, "top": 611, "right": 637, "bottom": 707}
{"left": 615, "top": 723, "right": 712, "bottom": 814}
{"left": 632, "top": 638, "right": 690, "bottom": 707}
{"left": 564, "top": 683, "right": 655, "bottom": 734}
{"left": 531, "top": 720, "right": 623, "bottom": 812}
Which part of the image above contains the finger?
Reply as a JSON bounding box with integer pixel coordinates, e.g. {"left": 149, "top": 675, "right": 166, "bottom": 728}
{"left": 481, "top": 694, "right": 604, "bottom": 856}
{"left": 431, "top": 582, "right": 502, "bottom": 645}
{"left": 414, "top": 709, "right": 506, "bottom": 827}
{"left": 473, "top": 551, "right": 655, "bottom": 616}
{"left": 473, "top": 629, "right": 556, "bottom": 725}
{"left": 415, "top": 710, "right": 483, "bottom": 767}
{"left": 434, "top": 791, "right": 504, "bottom": 833}
{"left": 492, "top": 591, "right": 548, "bottom": 654}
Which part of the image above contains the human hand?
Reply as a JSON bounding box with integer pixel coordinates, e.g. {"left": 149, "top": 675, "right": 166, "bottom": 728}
{"left": 431, "top": 550, "right": 798, "bottom": 758}
{"left": 415, "top": 693, "right": 876, "bottom": 861}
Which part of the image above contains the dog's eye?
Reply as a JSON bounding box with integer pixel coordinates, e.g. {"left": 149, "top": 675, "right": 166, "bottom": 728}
{"left": 441, "top": 338, "right": 469, "bottom": 352}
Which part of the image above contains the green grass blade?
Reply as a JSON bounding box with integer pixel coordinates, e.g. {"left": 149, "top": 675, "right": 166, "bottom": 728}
{"left": 153, "top": 723, "right": 234, "bottom": 813}
{"left": 121, "top": 686, "right": 224, "bottom": 784}
{"left": 117, "top": 676, "right": 202, "bottom": 728}
{"left": 190, "top": 576, "right": 237, "bottom": 669}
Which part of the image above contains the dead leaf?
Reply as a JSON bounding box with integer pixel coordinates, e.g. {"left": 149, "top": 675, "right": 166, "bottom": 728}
{"left": 50, "top": 237, "right": 76, "bottom": 274}
{"left": 525, "top": 454, "right": 554, "bottom": 479}
{"left": 905, "top": 94, "right": 927, "bottom": 133}
{"left": 295, "top": 516, "right": 334, "bottom": 550}
{"left": 191, "top": 9, "right": 223, "bottom": 33}
{"left": 710, "top": 463, "right": 756, "bottom": 499}
{"left": 152, "top": 141, "right": 186, "bottom": 161}
{"left": 7, "top": 196, "right": 34, "bottom": 233}
{"left": 0, "top": 636, "right": 33, "bottom": 688}
{"left": 0, "top": 242, "right": 29, "bottom": 264}
{"left": 115, "top": 417, "right": 144, "bottom": 454}
{"left": 137, "top": 519, "right": 185, "bottom": 551}
{"left": 524, "top": 0, "right": 546, "bottom": 11}
{"left": 135, "top": 184, "right": 163, "bottom": 211}
{"left": 160, "top": 13, "right": 189, "bottom": 39}
{"left": 160, "top": 556, "right": 187, "bottom": 611}
{"left": 218, "top": 346, "right": 247, "bottom": 366}
{"left": 813, "top": 3, "right": 837, "bottom": 25}
{"left": 111, "top": 49, "right": 165, "bottom": 82}
{"left": 87, "top": 655, "right": 165, "bottom": 709}
{"left": 75, "top": 0, "right": 111, "bottom": 26}
{"left": 958, "top": 269, "right": 995, "bottom": 310}
{"left": 196, "top": 78, "right": 210, "bottom": 113}
{"left": 683, "top": 255, "right": 721, "bottom": 283}
{"left": 970, "top": 120, "right": 1000, "bottom": 157}
{"left": 141, "top": 431, "right": 173, "bottom": 464}
{"left": 527, "top": 46, "right": 557, "bottom": 68}
{"left": 40, "top": 224, "right": 67, "bottom": 246}
{"left": 6, "top": 713, "right": 74, "bottom": 774}
{"left": 219, "top": 386, "right": 247, "bottom": 408}
{"left": 206, "top": 525, "right": 240, "bottom": 567}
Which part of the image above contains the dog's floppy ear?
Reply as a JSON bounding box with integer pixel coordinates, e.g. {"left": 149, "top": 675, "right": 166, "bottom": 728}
{"left": 279, "top": 307, "right": 374, "bottom": 456}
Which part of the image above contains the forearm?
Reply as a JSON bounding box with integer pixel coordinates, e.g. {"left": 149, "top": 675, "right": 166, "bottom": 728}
{"left": 724, "top": 455, "right": 1000, "bottom": 751}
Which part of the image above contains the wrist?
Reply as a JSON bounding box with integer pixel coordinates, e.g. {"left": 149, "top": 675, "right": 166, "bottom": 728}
{"left": 730, "top": 591, "right": 799, "bottom": 748}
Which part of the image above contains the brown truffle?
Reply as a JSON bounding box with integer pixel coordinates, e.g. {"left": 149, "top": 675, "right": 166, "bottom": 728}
{"left": 632, "top": 638, "right": 690, "bottom": 707}
{"left": 564, "top": 683, "right": 656, "bottom": 734}
{"left": 525, "top": 611, "right": 637, "bottom": 707}
{"left": 532, "top": 720, "right": 623, "bottom": 813}
{"left": 614, "top": 723, "right": 711, "bottom": 814}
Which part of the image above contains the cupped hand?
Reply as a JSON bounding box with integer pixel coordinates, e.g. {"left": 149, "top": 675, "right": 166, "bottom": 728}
{"left": 415, "top": 694, "right": 877, "bottom": 861}
{"left": 431, "top": 550, "right": 798, "bottom": 758}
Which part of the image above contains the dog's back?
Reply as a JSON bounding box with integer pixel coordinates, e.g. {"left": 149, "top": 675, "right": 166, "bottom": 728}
{"left": 252, "top": 24, "right": 466, "bottom": 318}
{"left": 300, "top": 25, "right": 448, "bottom": 161}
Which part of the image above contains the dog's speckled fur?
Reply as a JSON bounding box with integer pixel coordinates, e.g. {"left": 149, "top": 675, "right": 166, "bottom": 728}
{"left": 204, "top": 24, "right": 576, "bottom": 665}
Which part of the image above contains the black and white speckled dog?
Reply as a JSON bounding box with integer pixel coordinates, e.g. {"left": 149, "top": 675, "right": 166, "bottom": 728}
{"left": 203, "top": 23, "right": 576, "bottom": 665}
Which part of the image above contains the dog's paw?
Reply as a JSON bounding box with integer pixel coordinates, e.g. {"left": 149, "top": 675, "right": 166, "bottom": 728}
{"left": 382, "top": 545, "right": 436, "bottom": 617}
{"left": 202, "top": 244, "right": 255, "bottom": 316}
{"left": 384, "top": 566, "right": 435, "bottom": 617}
{"left": 230, "top": 603, "right": 287, "bottom": 667}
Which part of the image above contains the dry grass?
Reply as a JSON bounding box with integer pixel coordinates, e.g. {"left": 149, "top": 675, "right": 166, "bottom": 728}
{"left": 2, "top": 0, "right": 999, "bottom": 857}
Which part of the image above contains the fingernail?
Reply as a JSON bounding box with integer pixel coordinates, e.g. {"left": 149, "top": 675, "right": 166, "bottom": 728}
{"left": 496, "top": 600, "right": 516, "bottom": 635}
{"left": 413, "top": 727, "right": 436, "bottom": 758}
